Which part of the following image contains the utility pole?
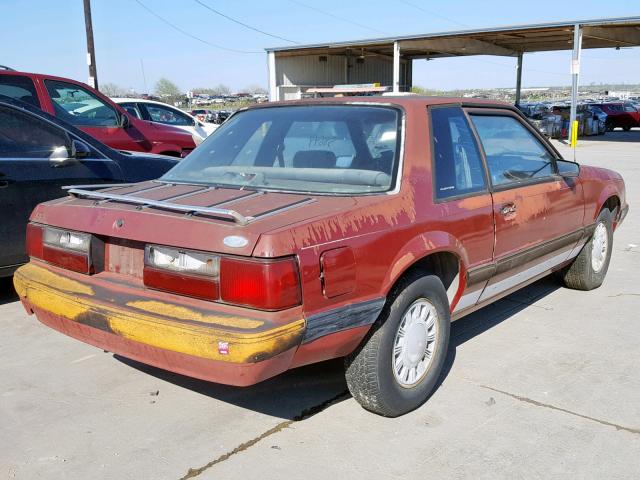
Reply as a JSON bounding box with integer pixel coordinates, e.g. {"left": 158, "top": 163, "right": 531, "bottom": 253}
{"left": 83, "top": 0, "right": 98, "bottom": 90}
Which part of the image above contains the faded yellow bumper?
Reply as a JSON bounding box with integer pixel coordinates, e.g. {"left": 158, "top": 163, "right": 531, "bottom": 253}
{"left": 14, "top": 263, "right": 305, "bottom": 364}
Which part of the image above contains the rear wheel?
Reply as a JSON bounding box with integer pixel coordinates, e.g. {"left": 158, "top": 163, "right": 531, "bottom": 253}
{"left": 344, "top": 273, "right": 450, "bottom": 417}
{"left": 622, "top": 126, "right": 632, "bottom": 132}
{"left": 559, "top": 208, "right": 613, "bottom": 291}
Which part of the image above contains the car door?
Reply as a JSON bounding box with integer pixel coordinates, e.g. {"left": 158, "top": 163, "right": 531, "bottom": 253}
{"left": 41, "top": 79, "right": 151, "bottom": 152}
{"left": 0, "top": 104, "right": 123, "bottom": 271}
{"left": 467, "top": 109, "right": 585, "bottom": 302}
{"left": 428, "top": 106, "right": 495, "bottom": 313}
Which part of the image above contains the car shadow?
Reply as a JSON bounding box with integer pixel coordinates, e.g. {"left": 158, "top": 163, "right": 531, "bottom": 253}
{"left": 0, "top": 276, "right": 18, "bottom": 306}
{"left": 116, "top": 276, "right": 561, "bottom": 420}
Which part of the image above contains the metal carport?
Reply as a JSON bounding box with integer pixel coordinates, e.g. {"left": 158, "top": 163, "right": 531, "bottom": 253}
{"left": 266, "top": 16, "right": 640, "bottom": 139}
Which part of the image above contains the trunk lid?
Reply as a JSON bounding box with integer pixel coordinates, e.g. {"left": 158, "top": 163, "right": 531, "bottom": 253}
{"left": 30, "top": 181, "right": 354, "bottom": 259}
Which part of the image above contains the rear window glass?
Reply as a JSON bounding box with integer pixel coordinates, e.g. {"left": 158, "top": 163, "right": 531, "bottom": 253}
{"left": 161, "top": 105, "right": 402, "bottom": 194}
{"left": 0, "top": 75, "right": 40, "bottom": 107}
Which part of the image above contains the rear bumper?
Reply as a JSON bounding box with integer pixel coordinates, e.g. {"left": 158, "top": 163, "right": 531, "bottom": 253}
{"left": 13, "top": 263, "right": 305, "bottom": 386}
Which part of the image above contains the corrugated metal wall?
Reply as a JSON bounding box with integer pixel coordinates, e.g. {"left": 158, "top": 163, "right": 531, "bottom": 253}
{"left": 275, "top": 54, "right": 394, "bottom": 87}
{"left": 348, "top": 56, "right": 393, "bottom": 85}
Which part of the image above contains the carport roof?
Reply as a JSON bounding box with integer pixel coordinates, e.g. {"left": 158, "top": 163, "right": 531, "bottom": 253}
{"left": 266, "top": 16, "right": 640, "bottom": 58}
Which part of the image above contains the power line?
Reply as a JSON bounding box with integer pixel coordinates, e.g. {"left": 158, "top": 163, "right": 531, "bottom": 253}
{"left": 134, "top": 0, "right": 261, "bottom": 54}
{"left": 288, "top": 0, "right": 387, "bottom": 35}
{"left": 398, "top": 0, "right": 469, "bottom": 28}
{"left": 193, "top": 0, "right": 297, "bottom": 44}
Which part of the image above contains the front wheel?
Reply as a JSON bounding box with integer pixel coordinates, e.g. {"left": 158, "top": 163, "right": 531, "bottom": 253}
{"left": 559, "top": 208, "right": 613, "bottom": 291}
{"left": 344, "top": 274, "right": 450, "bottom": 417}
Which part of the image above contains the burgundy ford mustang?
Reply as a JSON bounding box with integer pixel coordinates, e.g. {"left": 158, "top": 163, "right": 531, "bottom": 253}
{"left": 14, "top": 96, "right": 628, "bottom": 416}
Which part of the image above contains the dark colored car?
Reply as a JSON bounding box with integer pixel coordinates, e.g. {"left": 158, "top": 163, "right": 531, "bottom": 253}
{"left": 214, "top": 109, "right": 231, "bottom": 124}
{"left": 14, "top": 97, "right": 628, "bottom": 416}
{"left": 0, "top": 95, "right": 177, "bottom": 277}
{"left": 588, "top": 102, "right": 640, "bottom": 131}
{"left": 0, "top": 69, "right": 197, "bottom": 157}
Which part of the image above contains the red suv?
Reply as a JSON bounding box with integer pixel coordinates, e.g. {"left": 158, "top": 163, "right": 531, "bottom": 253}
{"left": 0, "top": 69, "right": 196, "bottom": 157}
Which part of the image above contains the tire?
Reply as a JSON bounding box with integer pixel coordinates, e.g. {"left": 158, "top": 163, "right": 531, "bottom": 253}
{"left": 623, "top": 126, "right": 631, "bottom": 132}
{"left": 559, "top": 208, "right": 613, "bottom": 291}
{"left": 344, "top": 273, "right": 450, "bottom": 417}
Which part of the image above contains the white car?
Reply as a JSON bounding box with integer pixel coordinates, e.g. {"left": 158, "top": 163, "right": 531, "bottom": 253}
{"left": 112, "top": 98, "right": 217, "bottom": 143}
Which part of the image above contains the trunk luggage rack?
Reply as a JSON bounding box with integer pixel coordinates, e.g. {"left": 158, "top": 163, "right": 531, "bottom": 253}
{"left": 63, "top": 184, "right": 253, "bottom": 225}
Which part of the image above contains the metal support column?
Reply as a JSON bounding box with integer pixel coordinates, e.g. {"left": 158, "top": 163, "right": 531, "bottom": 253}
{"left": 569, "top": 24, "right": 583, "bottom": 145}
{"left": 393, "top": 41, "right": 401, "bottom": 93}
{"left": 267, "top": 51, "right": 277, "bottom": 101}
{"left": 515, "top": 52, "right": 523, "bottom": 106}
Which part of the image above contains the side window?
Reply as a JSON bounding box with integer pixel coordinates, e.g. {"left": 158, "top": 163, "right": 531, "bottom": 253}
{"left": 0, "top": 74, "right": 40, "bottom": 107}
{"left": 44, "top": 80, "right": 119, "bottom": 127}
{"left": 120, "top": 103, "right": 143, "bottom": 119}
{"left": 470, "top": 114, "right": 555, "bottom": 187}
{"left": 0, "top": 106, "right": 69, "bottom": 158}
{"left": 145, "top": 104, "right": 192, "bottom": 126}
{"left": 430, "top": 107, "right": 487, "bottom": 199}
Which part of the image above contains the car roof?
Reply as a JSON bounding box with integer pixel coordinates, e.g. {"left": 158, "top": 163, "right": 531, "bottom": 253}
{"left": 112, "top": 97, "right": 177, "bottom": 107}
{"left": 250, "top": 95, "right": 511, "bottom": 110}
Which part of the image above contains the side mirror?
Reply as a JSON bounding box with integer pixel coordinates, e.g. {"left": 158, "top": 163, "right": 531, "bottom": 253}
{"left": 557, "top": 159, "right": 580, "bottom": 178}
{"left": 50, "top": 140, "right": 91, "bottom": 167}
{"left": 119, "top": 113, "right": 131, "bottom": 129}
{"left": 71, "top": 139, "right": 91, "bottom": 159}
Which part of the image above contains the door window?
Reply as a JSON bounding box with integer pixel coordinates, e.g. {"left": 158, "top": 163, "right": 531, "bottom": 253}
{"left": 120, "top": 102, "right": 143, "bottom": 119}
{"left": 470, "top": 114, "right": 555, "bottom": 187}
{"left": 0, "top": 74, "right": 40, "bottom": 107}
{"left": 430, "top": 107, "right": 487, "bottom": 200}
{"left": 145, "top": 104, "right": 192, "bottom": 126}
{"left": 44, "top": 80, "right": 119, "bottom": 127}
{"left": 0, "top": 106, "right": 69, "bottom": 158}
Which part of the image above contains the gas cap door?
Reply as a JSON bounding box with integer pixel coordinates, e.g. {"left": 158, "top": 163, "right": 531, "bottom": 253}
{"left": 320, "top": 247, "right": 356, "bottom": 299}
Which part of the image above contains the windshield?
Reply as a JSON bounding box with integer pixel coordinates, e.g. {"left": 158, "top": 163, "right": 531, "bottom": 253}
{"left": 160, "top": 105, "right": 401, "bottom": 194}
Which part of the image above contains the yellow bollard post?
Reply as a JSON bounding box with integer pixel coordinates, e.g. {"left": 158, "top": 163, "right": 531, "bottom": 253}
{"left": 570, "top": 120, "right": 579, "bottom": 148}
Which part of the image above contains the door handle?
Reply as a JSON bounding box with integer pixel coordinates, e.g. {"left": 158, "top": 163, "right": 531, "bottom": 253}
{"left": 500, "top": 203, "right": 517, "bottom": 216}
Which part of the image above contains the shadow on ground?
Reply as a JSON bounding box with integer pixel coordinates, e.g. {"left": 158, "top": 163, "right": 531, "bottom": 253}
{"left": 578, "top": 129, "right": 640, "bottom": 143}
{"left": 0, "top": 276, "right": 18, "bottom": 306}
{"left": 117, "top": 276, "right": 561, "bottom": 420}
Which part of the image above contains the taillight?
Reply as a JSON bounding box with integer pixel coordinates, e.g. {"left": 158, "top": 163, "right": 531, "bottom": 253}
{"left": 144, "top": 245, "right": 219, "bottom": 301}
{"left": 26, "top": 223, "right": 94, "bottom": 274}
{"left": 219, "top": 257, "right": 301, "bottom": 310}
{"left": 143, "top": 244, "right": 301, "bottom": 310}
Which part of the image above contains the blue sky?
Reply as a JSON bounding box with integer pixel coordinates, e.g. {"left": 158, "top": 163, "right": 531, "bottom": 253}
{"left": 1, "top": 0, "right": 638, "bottom": 93}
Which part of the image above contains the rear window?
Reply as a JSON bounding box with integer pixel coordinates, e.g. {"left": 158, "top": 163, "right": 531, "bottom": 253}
{"left": 0, "top": 74, "right": 40, "bottom": 107}
{"left": 161, "top": 105, "right": 402, "bottom": 194}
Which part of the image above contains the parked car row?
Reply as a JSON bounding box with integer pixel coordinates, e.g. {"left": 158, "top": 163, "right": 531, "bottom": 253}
{"left": 0, "top": 95, "right": 177, "bottom": 277}
{"left": 8, "top": 95, "right": 628, "bottom": 416}
{"left": 0, "top": 69, "right": 198, "bottom": 157}
{"left": 189, "top": 108, "right": 232, "bottom": 124}
{"left": 517, "top": 99, "right": 640, "bottom": 135}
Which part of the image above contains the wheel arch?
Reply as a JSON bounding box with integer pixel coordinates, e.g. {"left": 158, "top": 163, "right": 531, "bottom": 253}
{"left": 596, "top": 192, "right": 621, "bottom": 225}
{"left": 381, "top": 231, "right": 468, "bottom": 309}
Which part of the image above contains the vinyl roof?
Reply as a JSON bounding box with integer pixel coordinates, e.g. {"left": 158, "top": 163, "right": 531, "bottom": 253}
{"left": 266, "top": 16, "right": 640, "bottom": 58}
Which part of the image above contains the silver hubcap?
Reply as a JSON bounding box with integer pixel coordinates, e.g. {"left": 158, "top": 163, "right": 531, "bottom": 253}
{"left": 392, "top": 299, "right": 438, "bottom": 388}
{"left": 591, "top": 222, "right": 608, "bottom": 273}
